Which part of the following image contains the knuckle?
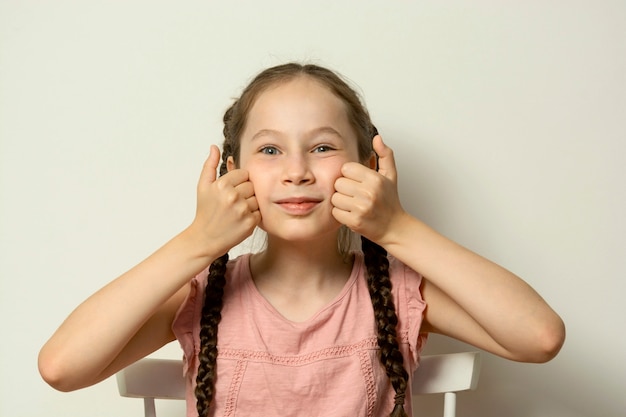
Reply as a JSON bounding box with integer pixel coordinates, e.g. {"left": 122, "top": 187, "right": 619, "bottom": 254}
{"left": 351, "top": 218, "right": 364, "bottom": 230}
{"left": 233, "top": 200, "right": 248, "bottom": 217}
{"left": 370, "top": 175, "right": 384, "bottom": 190}
{"left": 223, "top": 189, "right": 239, "bottom": 206}
{"left": 214, "top": 178, "right": 228, "bottom": 191}
{"left": 360, "top": 190, "right": 376, "bottom": 207}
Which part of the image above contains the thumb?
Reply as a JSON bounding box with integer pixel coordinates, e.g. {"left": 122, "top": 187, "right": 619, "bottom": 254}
{"left": 199, "top": 145, "right": 221, "bottom": 185}
{"left": 373, "top": 135, "right": 397, "bottom": 182}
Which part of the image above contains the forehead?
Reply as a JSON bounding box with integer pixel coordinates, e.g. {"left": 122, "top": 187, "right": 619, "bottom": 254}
{"left": 243, "top": 76, "right": 353, "bottom": 136}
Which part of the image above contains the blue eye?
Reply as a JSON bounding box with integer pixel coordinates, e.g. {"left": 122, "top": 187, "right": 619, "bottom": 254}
{"left": 314, "top": 145, "right": 334, "bottom": 153}
{"left": 260, "top": 146, "right": 279, "bottom": 155}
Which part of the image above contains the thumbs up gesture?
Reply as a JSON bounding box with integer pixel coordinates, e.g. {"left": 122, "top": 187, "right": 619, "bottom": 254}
{"left": 332, "top": 135, "right": 407, "bottom": 245}
{"left": 190, "top": 145, "right": 261, "bottom": 257}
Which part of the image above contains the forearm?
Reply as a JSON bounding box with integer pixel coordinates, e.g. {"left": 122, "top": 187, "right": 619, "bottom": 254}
{"left": 39, "top": 147, "right": 261, "bottom": 390}
{"left": 38, "top": 226, "right": 218, "bottom": 390}
{"left": 380, "top": 212, "right": 565, "bottom": 361}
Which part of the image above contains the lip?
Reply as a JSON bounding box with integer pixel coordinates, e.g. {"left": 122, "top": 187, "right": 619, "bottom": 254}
{"left": 274, "top": 197, "right": 322, "bottom": 215}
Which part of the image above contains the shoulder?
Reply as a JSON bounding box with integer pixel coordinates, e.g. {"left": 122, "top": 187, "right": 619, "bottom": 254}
{"left": 388, "top": 255, "right": 424, "bottom": 288}
{"left": 386, "top": 255, "right": 429, "bottom": 369}
{"left": 354, "top": 251, "right": 425, "bottom": 292}
{"left": 188, "top": 253, "right": 252, "bottom": 288}
{"left": 173, "top": 253, "right": 252, "bottom": 326}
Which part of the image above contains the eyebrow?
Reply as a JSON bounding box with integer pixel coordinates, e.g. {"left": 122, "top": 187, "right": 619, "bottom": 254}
{"left": 251, "top": 126, "right": 345, "bottom": 141}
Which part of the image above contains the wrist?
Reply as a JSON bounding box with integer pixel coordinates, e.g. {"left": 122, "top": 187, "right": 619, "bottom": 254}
{"left": 175, "top": 225, "right": 223, "bottom": 265}
{"left": 376, "top": 211, "right": 417, "bottom": 251}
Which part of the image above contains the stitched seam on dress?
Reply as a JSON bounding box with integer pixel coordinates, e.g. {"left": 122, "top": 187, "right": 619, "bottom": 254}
{"left": 218, "top": 337, "right": 379, "bottom": 365}
{"left": 399, "top": 328, "right": 410, "bottom": 344}
{"left": 358, "top": 349, "right": 376, "bottom": 417}
{"left": 223, "top": 359, "right": 247, "bottom": 417}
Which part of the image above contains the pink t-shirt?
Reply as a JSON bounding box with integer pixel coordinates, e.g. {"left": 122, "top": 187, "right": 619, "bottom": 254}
{"left": 172, "top": 252, "right": 428, "bottom": 417}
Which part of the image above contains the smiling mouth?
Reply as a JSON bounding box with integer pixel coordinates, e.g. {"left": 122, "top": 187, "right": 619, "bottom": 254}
{"left": 275, "top": 198, "right": 322, "bottom": 215}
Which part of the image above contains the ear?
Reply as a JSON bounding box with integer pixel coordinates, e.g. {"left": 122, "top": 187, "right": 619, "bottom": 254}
{"left": 368, "top": 152, "right": 377, "bottom": 170}
{"left": 227, "top": 156, "right": 236, "bottom": 172}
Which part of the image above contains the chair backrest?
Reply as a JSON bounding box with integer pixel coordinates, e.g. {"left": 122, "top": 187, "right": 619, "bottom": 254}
{"left": 411, "top": 352, "right": 481, "bottom": 417}
{"left": 117, "top": 352, "right": 481, "bottom": 417}
{"left": 116, "top": 358, "right": 185, "bottom": 417}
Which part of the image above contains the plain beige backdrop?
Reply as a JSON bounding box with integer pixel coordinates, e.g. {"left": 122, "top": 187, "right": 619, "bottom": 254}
{"left": 1, "top": 1, "right": 624, "bottom": 416}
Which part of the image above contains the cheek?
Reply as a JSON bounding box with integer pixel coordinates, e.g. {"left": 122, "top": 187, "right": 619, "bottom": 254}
{"left": 245, "top": 163, "right": 271, "bottom": 199}
{"left": 321, "top": 160, "right": 348, "bottom": 186}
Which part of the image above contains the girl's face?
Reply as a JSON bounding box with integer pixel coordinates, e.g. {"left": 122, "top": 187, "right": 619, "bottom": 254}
{"left": 230, "top": 76, "right": 364, "bottom": 243}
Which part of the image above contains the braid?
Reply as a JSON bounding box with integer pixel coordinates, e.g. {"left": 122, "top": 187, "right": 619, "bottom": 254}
{"left": 362, "top": 236, "right": 409, "bottom": 417}
{"left": 195, "top": 253, "right": 228, "bottom": 417}
{"left": 220, "top": 106, "right": 236, "bottom": 176}
{"left": 195, "top": 105, "right": 237, "bottom": 416}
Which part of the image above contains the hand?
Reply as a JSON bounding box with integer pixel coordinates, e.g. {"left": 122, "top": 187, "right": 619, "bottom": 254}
{"left": 190, "top": 145, "right": 261, "bottom": 257}
{"left": 331, "top": 135, "right": 406, "bottom": 244}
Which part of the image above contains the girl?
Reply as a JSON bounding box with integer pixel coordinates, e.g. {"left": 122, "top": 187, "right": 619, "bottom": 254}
{"left": 39, "top": 63, "right": 565, "bottom": 417}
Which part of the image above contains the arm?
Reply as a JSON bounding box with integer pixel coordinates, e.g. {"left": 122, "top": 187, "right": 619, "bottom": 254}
{"left": 332, "top": 136, "right": 565, "bottom": 363}
{"left": 386, "top": 214, "right": 565, "bottom": 362}
{"left": 38, "top": 146, "right": 260, "bottom": 391}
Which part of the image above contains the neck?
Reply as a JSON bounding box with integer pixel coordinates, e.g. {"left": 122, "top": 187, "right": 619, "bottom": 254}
{"left": 249, "top": 232, "right": 355, "bottom": 322}
{"left": 251, "top": 232, "right": 353, "bottom": 291}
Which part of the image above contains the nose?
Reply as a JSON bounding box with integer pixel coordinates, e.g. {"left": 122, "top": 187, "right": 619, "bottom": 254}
{"left": 282, "top": 153, "right": 314, "bottom": 185}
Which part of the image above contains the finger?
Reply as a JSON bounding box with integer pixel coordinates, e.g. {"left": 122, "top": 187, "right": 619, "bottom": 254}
{"left": 331, "top": 206, "right": 353, "bottom": 228}
{"left": 246, "top": 196, "right": 259, "bottom": 212}
{"left": 334, "top": 176, "right": 360, "bottom": 197}
{"left": 235, "top": 181, "right": 255, "bottom": 199}
{"left": 373, "top": 135, "right": 397, "bottom": 182}
{"left": 250, "top": 209, "right": 262, "bottom": 226}
{"left": 331, "top": 192, "right": 354, "bottom": 212}
{"left": 219, "top": 168, "right": 250, "bottom": 187}
{"left": 199, "top": 145, "right": 221, "bottom": 185}
{"left": 339, "top": 161, "right": 374, "bottom": 182}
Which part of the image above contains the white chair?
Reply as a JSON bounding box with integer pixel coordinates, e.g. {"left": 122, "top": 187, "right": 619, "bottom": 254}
{"left": 411, "top": 352, "right": 481, "bottom": 417}
{"left": 116, "top": 358, "right": 185, "bottom": 417}
{"left": 117, "top": 352, "right": 481, "bottom": 417}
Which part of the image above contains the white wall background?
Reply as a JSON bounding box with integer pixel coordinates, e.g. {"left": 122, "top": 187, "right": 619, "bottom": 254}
{"left": 1, "top": 1, "right": 624, "bottom": 416}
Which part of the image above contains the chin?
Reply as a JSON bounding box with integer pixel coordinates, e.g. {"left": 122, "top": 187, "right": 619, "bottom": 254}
{"left": 261, "top": 222, "right": 342, "bottom": 244}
